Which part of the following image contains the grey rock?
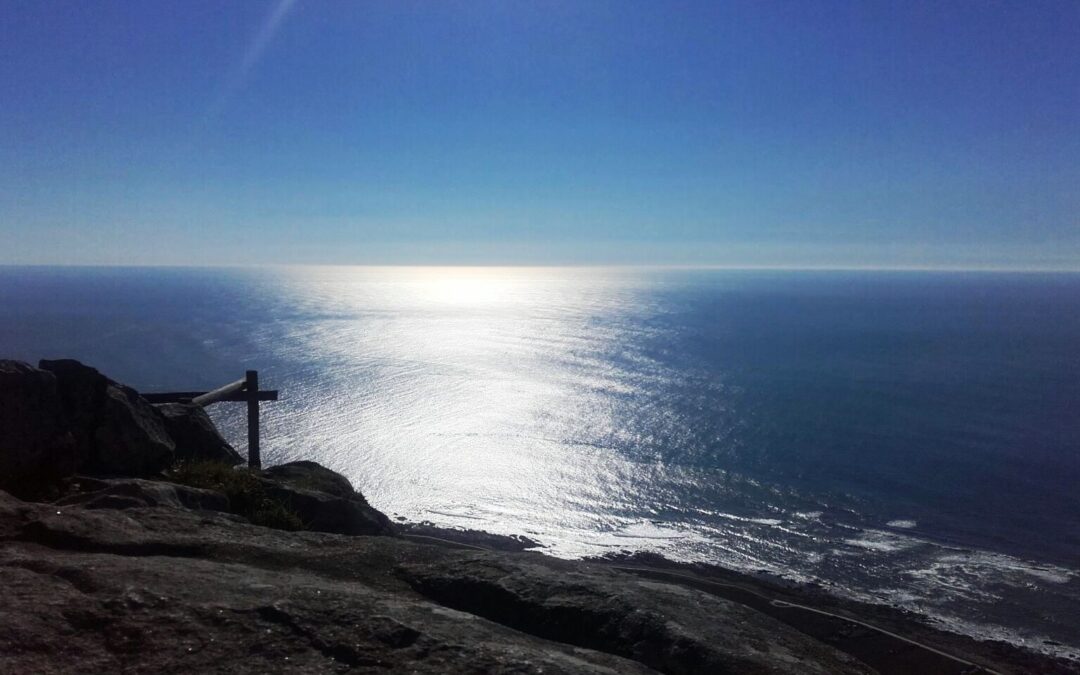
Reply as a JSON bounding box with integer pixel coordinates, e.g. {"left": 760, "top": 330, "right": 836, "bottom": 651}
{"left": 397, "top": 555, "right": 870, "bottom": 675}
{"left": 155, "top": 402, "right": 243, "bottom": 465}
{"left": 39, "top": 359, "right": 174, "bottom": 476}
{"left": 0, "top": 360, "right": 77, "bottom": 498}
{"left": 37, "top": 359, "right": 110, "bottom": 462}
{"left": 262, "top": 460, "right": 359, "bottom": 500}
{"left": 0, "top": 490, "right": 871, "bottom": 674}
{"left": 260, "top": 461, "right": 395, "bottom": 537}
{"left": 55, "top": 477, "right": 229, "bottom": 513}
{"left": 399, "top": 521, "right": 543, "bottom": 552}
{"left": 0, "top": 492, "right": 652, "bottom": 674}
{"left": 94, "top": 385, "right": 175, "bottom": 475}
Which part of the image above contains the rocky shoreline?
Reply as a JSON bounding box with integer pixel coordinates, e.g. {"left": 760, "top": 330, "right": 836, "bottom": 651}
{"left": 1, "top": 358, "right": 1075, "bottom": 673}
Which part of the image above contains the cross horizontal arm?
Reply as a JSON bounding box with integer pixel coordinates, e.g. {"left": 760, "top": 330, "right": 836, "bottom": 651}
{"left": 191, "top": 378, "right": 247, "bottom": 406}
{"left": 141, "top": 389, "right": 279, "bottom": 405}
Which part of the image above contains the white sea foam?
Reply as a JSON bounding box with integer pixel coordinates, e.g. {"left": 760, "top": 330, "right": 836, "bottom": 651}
{"left": 711, "top": 512, "right": 783, "bottom": 526}
{"left": 609, "top": 521, "right": 690, "bottom": 540}
{"left": 424, "top": 509, "right": 486, "bottom": 521}
{"left": 842, "top": 529, "right": 921, "bottom": 553}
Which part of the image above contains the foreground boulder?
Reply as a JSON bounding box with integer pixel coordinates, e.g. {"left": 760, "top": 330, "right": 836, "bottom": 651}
{"left": 261, "top": 461, "right": 396, "bottom": 536}
{"left": 0, "top": 490, "right": 872, "bottom": 674}
{"left": 155, "top": 402, "right": 243, "bottom": 465}
{"left": 0, "top": 361, "right": 76, "bottom": 498}
{"left": 39, "top": 359, "right": 174, "bottom": 476}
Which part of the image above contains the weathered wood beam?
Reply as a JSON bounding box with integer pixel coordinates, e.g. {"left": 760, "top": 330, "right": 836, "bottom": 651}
{"left": 142, "top": 390, "right": 278, "bottom": 404}
{"left": 191, "top": 379, "right": 246, "bottom": 406}
{"left": 245, "top": 370, "right": 261, "bottom": 469}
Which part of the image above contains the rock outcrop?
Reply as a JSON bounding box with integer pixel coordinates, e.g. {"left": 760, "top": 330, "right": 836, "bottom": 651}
{"left": 0, "top": 360, "right": 76, "bottom": 498}
{"left": 261, "top": 461, "right": 396, "bottom": 537}
{"left": 0, "top": 489, "right": 872, "bottom": 674}
{"left": 398, "top": 555, "right": 865, "bottom": 674}
{"left": 155, "top": 402, "right": 243, "bottom": 465}
{"left": 56, "top": 477, "right": 230, "bottom": 513}
{"left": 39, "top": 359, "right": 174, "bottom": 476}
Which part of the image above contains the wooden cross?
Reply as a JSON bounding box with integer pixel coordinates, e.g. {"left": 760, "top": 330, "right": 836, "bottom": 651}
{"left": 143, "top": 370, "right": 279, "bottom": 468}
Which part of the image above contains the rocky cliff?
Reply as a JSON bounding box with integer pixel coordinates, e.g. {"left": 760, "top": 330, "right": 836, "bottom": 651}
{"left": 0, "top": 486, "right": 874, "bottom": 674}
{"left": 1, "top": 359, "right": 1058, "bottom": 673}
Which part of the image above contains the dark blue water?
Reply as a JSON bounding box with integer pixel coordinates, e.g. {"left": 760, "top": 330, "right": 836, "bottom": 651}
{"left": 648, "top": 271, "right": 1080, "bottom": 561}
{"left": 2, "top": 265, "right": 1078, "bottom": 656}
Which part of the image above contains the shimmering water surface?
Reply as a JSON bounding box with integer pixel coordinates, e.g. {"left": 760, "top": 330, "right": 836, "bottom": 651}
{"left": 2, "top": 265, "right": 1079, "bottom": 658}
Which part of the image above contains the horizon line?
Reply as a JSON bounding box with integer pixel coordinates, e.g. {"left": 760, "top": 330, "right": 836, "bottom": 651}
{"left": 2, "top": 261, "right": 1080, "bottom": 274}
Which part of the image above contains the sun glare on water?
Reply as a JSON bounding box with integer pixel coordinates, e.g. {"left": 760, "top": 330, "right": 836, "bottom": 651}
{"left": 408, "top": 267, "right": 526, "bottom": 307}
{"left": 267, "top": 265, "right": 648, "bottom": 548}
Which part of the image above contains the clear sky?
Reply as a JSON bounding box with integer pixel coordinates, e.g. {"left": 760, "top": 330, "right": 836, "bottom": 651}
{"left": 1, "top": 0, "right": 1078, "bottom": 268}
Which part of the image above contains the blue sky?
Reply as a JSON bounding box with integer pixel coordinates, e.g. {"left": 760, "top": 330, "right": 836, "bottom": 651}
{"left": 1, "top": 0, "right": 1078, "bottom": 268}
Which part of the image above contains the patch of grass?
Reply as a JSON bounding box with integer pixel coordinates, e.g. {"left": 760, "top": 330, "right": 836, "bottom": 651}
{"left": 169, "top": 461, "right": 302, "bottom": 531}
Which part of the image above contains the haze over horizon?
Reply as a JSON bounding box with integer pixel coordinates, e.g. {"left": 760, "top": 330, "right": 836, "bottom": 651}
{"left": 2, "top": 1, "right": 1078, "bottom": 269}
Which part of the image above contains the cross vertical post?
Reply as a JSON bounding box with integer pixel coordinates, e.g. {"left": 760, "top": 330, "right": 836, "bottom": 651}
{"left": 143, "top": 371, "right": 277, "bottom": 465}
{"left": 245, "top": 369, "right": 261, "bottom": 469}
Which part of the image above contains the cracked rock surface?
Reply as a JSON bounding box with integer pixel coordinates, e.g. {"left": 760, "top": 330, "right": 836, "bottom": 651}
{"left": 0, "top": 489, "right": 872, "bottom": 674}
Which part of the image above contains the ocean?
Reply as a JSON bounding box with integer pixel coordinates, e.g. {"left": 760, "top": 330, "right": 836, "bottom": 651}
{"left": 2, "top": 265, "right": 1078, "bottom": 658}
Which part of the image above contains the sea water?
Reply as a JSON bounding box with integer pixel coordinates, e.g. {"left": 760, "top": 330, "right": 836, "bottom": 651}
{"left": 2, "top": 265, "right": 1078, "bottom": 658}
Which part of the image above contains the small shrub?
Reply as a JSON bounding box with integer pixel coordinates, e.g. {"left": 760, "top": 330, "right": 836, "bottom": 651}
{"left": 169, "top": 460, "right": 303, "bottom": 531}
{"left": 250, "top": 499, "right": 303, "bottom": 531}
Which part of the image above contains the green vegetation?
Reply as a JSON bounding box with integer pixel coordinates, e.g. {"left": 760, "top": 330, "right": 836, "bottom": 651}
{"left": 169, "top": 460, "right": 303, "bottom": 531}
